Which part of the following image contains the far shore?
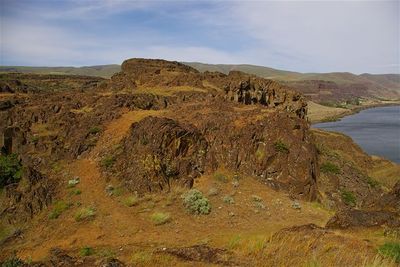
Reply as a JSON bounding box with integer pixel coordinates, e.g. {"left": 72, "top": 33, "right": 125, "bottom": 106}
{"left": 308, "top": 99, "right": 400, "bottom": 124}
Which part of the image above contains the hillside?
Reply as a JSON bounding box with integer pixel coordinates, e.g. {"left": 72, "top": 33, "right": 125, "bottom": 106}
{"left": 0, "top": 58, "right": 399, "bottom": 266}
{"left": 0, "top": 65, "right": 121, "bottom": 79}
{"left": 2, "top": 62, "right": 399, "bottom": 105}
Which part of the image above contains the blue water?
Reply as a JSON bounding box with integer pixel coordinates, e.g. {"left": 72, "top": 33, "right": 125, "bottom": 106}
{"left": 313, "top": 105, "right": 400, "bottom": 163}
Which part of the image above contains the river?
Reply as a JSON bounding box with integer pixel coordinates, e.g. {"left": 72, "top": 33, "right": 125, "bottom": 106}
{"left": 313, "top": 105, "right": 400, "bottom": 163}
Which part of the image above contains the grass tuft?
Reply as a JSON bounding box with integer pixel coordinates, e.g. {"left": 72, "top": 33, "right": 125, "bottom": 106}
{"left": 320, "top": 162, "right": 340, "bottom": 174}
{"left": 49, "top": 200, "right": 71, "bottom": 219}
{"left": 123, "top": 195, "right": 139, "bottom": 207}
{"left": 75, "top": 207, "right": 96, "bottom": 222}
{"left": 150, "top": 212, "right": 171, "bottom": 225}
{"left": 341, "top": 190, "right": 357, "bottom": 206}
{"left": 274, "top": 141, "right": 289, "bottom": 153}
{"left": 79, "top": 246, "right": 94, "bottom": 257}
{"left": 378, "top": 242, "right": 400, "bottom": 263}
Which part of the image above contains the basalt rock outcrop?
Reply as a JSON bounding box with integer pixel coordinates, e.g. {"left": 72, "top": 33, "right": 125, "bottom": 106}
{"left": 1, "top": 166, "right": 54, "bottom": 223}
{"left": 105, "top": 58, "right": 307, "bottom": 119}
{"left": 113, "top": 116, "right": 208, "bottom": 192}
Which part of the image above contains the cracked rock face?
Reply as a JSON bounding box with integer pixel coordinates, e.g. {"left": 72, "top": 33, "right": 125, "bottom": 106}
{"left": 113, "top": 116, "right": 208, "bottom": 192}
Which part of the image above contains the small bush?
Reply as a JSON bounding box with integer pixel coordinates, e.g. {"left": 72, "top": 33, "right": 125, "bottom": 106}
{"left": 150, "top": 212, "right": 171, "bottom": 225}
{"left": 0, "top": 154, "right": 22, "bottom": 188}
{"left": 274, "top": 141, "right": 289, "bottom": 153}
{"left": 123, "top": 195, "right": 139, "bottom": 207}
{"left": 49, "top": 200, "right": 71, "bottom": 219}
{"left": 80, "top": 246, "right": 94, "bottom": 257}
{"left": 320, "top": 162, "right": 340, "bottom": 174}
{"left": 223, "top": 195, "right": 235, "bottom": 204}
{"left": 341, "top": 190, "right": 356, "bottom": 206}
{"left": 213, "top": 172, "right": 228, "bottom": 183}
{"left": 88, "top": 126, "right": 102, "bottom": 135}
{"left": 379, "top": 242, "right": 400, "bottom": 263}
{"left": 101, "top": 155, "right": 115, "bottom": 169}
{"left": 75, "top": 207, "right": 96, "bottom": 222}
{"left": 182, "top": 189, "right": 211, "bottom": 215}
{"left": 1, "top": 256, "right": 24, "bottom": 267}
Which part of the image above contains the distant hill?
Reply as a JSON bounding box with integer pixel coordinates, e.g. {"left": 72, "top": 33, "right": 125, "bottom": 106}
{"left": 1, "top": 62, "right": 399, "bottom": 103}
{"left": 0, "top": 65, "right": 121, "bottom": 79}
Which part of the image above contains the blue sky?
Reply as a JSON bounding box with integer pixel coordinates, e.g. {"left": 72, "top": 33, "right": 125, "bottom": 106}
{"left": 1, "top": 0, "right": 399, "bottom": 74}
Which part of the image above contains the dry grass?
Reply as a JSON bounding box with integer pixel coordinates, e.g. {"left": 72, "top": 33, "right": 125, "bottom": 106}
{"left": 134, "top": 86, "right": 207, "bottom": 96}
{"left": 307, "top": 101, "right": 350, "bottom": 123}
{"left": 31, "top": 123, "right": 58, "bottom": 137}
{"left": 70, "top": 106, "right": 93, "bottom": 114}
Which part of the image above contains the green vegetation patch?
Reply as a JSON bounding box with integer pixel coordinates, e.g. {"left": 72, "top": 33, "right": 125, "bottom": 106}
{"left": 123, "top": 195, "right": 139, "bottom": 207}
{"left": 182, "top": 189, "right": 211, "bottom": 215}
{"left": 150, "top": 212, "right": 171, "bottom": 225}
{"left": 101, "top": 155, "right": 116, "bottom": 169}
{"left": 341, "top": 190, "right": 356, "bottom": 206}
{"left": 274, "top": 141, "right": 289, "bottom": 153}
{"left": 320, "top": 162, "right": 340, "bottom": 174}
{"left": 88, "top": 126, "right": 102, "bottom": 135}
{"left": 80, "top": 246, "right": 94, "bottom": 257}
{"left": 49, "top": 200, "right": 71, "bottom": 219}
{"left": 0, "top": 154, "right": 22, "bottom": 188}
{"left": 366, "top": 176, "right": 380, "bottom": 188}
{"left": 378, "top": 242, "right": 400, "bottom": 263}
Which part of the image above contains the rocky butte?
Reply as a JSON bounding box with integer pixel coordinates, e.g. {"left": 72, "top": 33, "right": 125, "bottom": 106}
{"left": 0, "top": 58, "right": 399, "bottom": 266}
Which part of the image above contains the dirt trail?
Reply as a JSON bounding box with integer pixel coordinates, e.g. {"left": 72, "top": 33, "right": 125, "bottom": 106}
{"left": 90, "top": 109, "right": 167, "bottom": 158}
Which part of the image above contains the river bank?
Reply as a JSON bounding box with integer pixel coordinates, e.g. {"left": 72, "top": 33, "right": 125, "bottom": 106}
{"left": 308, "top": 99, "right": 400, "bottom": 124}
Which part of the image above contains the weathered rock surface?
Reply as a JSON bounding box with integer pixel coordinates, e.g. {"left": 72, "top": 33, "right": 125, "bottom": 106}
{"left": 1, "top": 167, "right": 54, "bottom": 223}
{"left": 326, "top": 209, "right": 400, "bottom": 229}
{"left": 113, "top": 116, "right": 208, "bottom": 192}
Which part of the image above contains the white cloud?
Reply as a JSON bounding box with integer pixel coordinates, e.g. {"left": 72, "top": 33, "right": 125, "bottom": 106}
{"left": 1, "top": 1, "right": 398, "bottom": 73}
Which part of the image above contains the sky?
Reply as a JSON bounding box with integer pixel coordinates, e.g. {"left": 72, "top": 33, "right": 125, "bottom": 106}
{"left": 0, "top": 0, "right": 399, "bottom": 74}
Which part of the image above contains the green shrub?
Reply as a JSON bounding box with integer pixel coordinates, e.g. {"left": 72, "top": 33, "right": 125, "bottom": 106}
{"left": 182, "top": 189, "right": 211, "bottom": 215}
{"left": 274, "top": 141, "right": 289, "bottom": 153}
{"left": 379, "top": 242, "right": 400, "bottom": 263}
{"left": 49, "top": 200, "right": 71, "bottom": 219}
{"left": 1, "top": 256, "right": 24, "bottom": 267}
{"left": 320, "top": 162, "right": 340, "bottom": 174}
{"left": 0, "top": 154, "right": 22, "bottom": 188}
{"left": 213, "top": 172, "right": 228, "bottom": 183}
{"left": 101, "top": 155, "right": 115, "bottom": 169}
{"left": 123, "top": 195, "right": 139, "bottom": 207}
{"left": 88, "top": 126, "right": 102, "bottom": 135}
{"left": 80, "top": 246, "right": 94, "bottom": 257}
{"left": 75, "top": 207, "right": 96, "bottom": 222}
{"left": 150, "top": 212, "right": 171, "bottom": 225}
{"left": 341, "top": 190, "right": 356, "bottom": 206}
